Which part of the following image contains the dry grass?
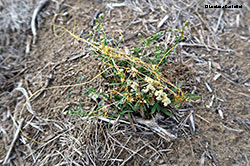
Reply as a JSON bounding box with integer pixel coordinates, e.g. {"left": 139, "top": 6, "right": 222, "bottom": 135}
{"left": 0, "top": 0, "right": 35, "bottom": 92}
{"left": 0, "top": 0, "right": 249, "bottom": 165}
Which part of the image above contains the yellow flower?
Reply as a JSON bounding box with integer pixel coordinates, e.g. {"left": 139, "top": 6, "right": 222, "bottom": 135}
{"left": 154, "top": 90, "right": 171, "bottom": 106}
{"left": 99, "top": 42, "right": 104, "bottom": 50}
{"left": 126, "top": 96, "right": 134, "bottom": 102}
{"left": 121, "top": 77, "right": 125, "bottom": 83}
{"left": 104, "top": 45, "right": 109, "bottom": 54}
{"left": 139, "top": 100, "right": 146, "bottom": 103}
{"left": 155, "top": 90, "right": 164, "bottom": 101}
{"left": 142, "top": 83, "right": 156, "bottom": 94}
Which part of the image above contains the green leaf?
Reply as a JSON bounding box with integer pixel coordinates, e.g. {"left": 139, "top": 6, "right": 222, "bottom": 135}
{"left": 151, "top": 103, "right": 158, "bottom": 114}
{"left": 120, "top": 110, "right": 133, "bottom": 116}
{"left": 66, "top": 91, "right": 71, "bottom": 99}
{"left": 81, "top": 111, "right": 88, "bottom": 116}
{"left": 117, "top": 95, "right": 127, "bottom": 104}
{"left": 109, "top": 82, "right": 123, "bottom": 86}
{"left": 108, "top": 113, "right": 121, "bottom": 118}
{"left": 82, "top": 93, "right": 89, "bottom": 97}
{"left": 175, "top": 103, "right": 181, "bottom": 109}
{"left": 76, "top": 75, "right": 85, "bottom": 83}
{"left": 146, "top": 37, "right": 152, "bottom": 45}
{"left": 108, "top": 120, "right": 111, "bottom": 129}
{"left": 186, "top": 94, "right": 200, "bottom": 100}
{"left": 138, "top": 33, "right": 143, "bottom": 38}
{"left": 176, "top": 82, "right": 183, "bottom": 88}
{"left": 160, "top": 107, "right": 173, "bottom": 117}
{"left": 127, "top": 103, "right": 136, "bottom": 112}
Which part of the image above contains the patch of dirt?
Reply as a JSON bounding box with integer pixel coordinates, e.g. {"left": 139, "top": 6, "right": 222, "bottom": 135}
{"left": 0, "top": 0, "right": 249, "bottom": 165}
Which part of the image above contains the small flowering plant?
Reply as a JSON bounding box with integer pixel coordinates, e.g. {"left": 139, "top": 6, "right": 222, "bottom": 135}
{"left": 84, "top": 15, "right": 198, "bottom": 118}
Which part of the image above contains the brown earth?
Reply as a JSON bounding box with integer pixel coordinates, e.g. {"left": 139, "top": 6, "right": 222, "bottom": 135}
{"left": 0, "top": 0, "right": 249, "bottom": 166}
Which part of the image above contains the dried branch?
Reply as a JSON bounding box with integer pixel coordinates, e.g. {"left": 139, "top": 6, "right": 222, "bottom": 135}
{"left": 3, "top": 119, "right": 24, "bottom": 165}
{"left": 31, "top": 0, "right": 49, "bottom": 44}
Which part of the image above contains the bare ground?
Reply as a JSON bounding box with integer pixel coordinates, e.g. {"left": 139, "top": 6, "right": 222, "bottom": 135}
{"left": 0, "top": 0, "right": 249, "bottom": 165}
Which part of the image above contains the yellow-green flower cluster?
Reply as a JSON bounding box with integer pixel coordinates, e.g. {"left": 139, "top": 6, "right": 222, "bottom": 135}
{"left": 130, "top": 81, "right": 139, "bottom": 92}
{"left": 155, "top": 90, "right": 171, "bottom": 106}
{"left": 127, "top": 67, "right": 138, "bottom": 78}
{"left": 142, "top": 77, "right": 159, "bottom": 93}
{"left": 142, "top": 77, "right": 171, "bottom": 107}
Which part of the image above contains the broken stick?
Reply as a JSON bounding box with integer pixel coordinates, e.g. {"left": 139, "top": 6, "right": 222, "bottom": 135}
{"left": 3, "top": 119, "right": 24, "bottom": 165}
{"left": 31, "top": 0, "right": 49, "bottom": 44}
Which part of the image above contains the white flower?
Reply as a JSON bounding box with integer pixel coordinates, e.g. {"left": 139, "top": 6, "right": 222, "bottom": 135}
{"left": 142, "top": 84, "right": 155, "bottom": 93}
{"left": 152, "top": 80, "right": 160, "bottom": 87}
{"left": 142, "top": 87, "right": 149, "bottom": 93}
{"left": 127, "top": 80, "right": 131, "bottom": 86}
{"left": 145, "top": 77, "right": 154, "bottom": 84}
{"left": 131, "top": 67, "right": 137, "bottom": 72}
{"left": 152, "top": 64, "right": 157, "bottom": 70}
{"left": 161, "top": 93, "right": 167, "bottom": 99}
{"left": 155, "top": 90, "right": 163, "bottom": 97}
{"left": 162, "top": 97, "right": 171, "bottom": 106}
{"left": 147, "top": 84, "right": 155, "bottom": 91}
{"left": 156, "top": 96, "right": 162, "bottom": 101}
{"left": 131, "top": 82, "right": 139, "bottom": 91}
{"left": 154, "top": 90, "right": 170, "bottom": 105}
{"left": 131, "top": 67, "right": 138, "bottom": 77}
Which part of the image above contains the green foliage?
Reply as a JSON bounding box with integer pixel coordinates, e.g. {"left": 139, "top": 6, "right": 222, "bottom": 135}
{"left": 69, "top": 15, "right": 198, "bottom": 119}
{"left": 64, "top": 106, "right": 88, "bottom": 116}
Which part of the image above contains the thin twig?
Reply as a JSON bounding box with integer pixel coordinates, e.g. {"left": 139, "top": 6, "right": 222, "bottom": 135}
{"left": 180, "top": 42, "right": 233, "bottom": 52}
{"left": 215, "top": 3, "right": 224, "bottom": 32}
{"left": 107, "top": 133, "right": 144, "bottom": 159}
{"left": 25, "top": 127, "right": 74, "bottom": 160}
{"left": 157, "top": 14, "right": 169, "bottom": 28}
{"left": 3, "top": 119, "right": 24, "bottom": 165}
{"left": 196, "top": 114, "right": 210, "bottom": 124}
{"left": 135, "top": 118, "right": 177, "bottom": 140}
{"left": 86, "top": 148, "right": 96, "bottom": 166}
{"left": 221, "top": 123, "right": 244, "bottom": 133}
{"left": 30, "top": 73, "right": 52, "bottom": 102}
{"left": 120, "top": 143, "right": 149, "bottom": 166}
{"left": 31, "top": 0, "right": 49, "bottom": 44}
{"left": 110, "top": 136, "right": 132, "bottom": 165}
{"left": 91, "top": 10, "right": 102, "bottom": 28}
